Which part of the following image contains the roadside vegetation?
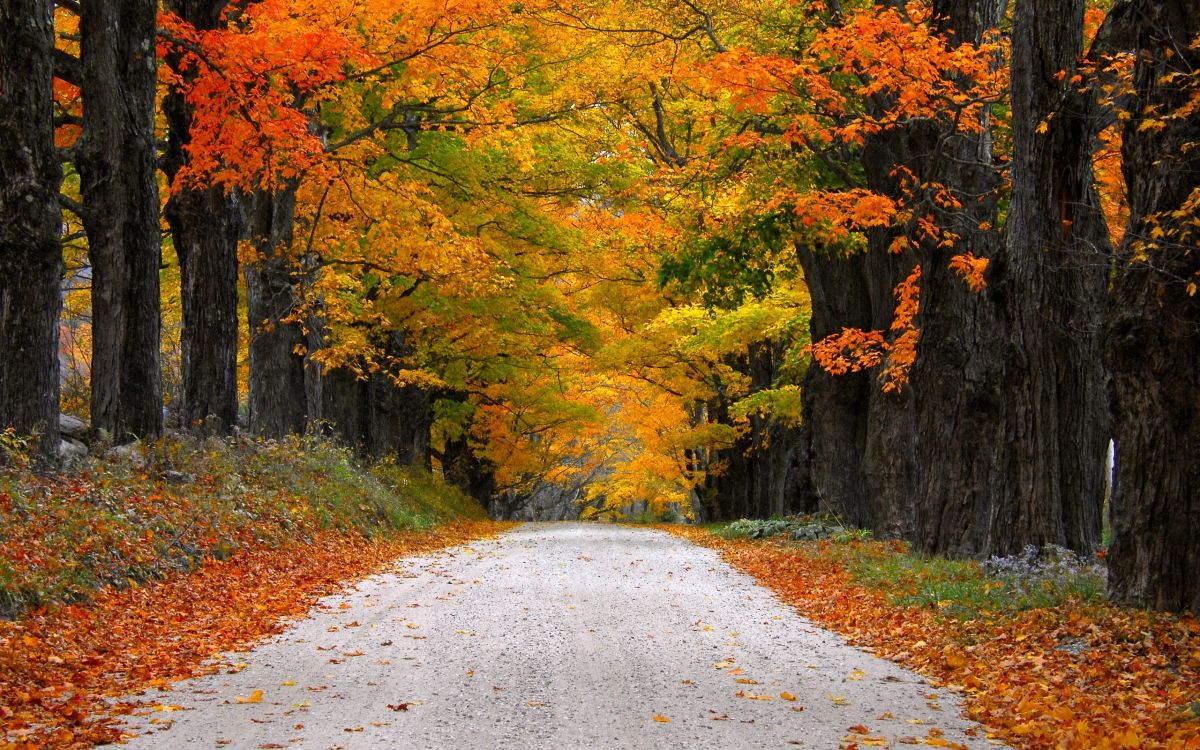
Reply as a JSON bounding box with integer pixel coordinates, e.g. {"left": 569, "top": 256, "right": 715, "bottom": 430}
{"left": 673, "top": 522, "right": 1199, "bottom": 750}
{"left": 0, "top": 431, "right": 487, "bottom": 619}
{"left": 0, "top": 434, "right": 500, "bottom": 748}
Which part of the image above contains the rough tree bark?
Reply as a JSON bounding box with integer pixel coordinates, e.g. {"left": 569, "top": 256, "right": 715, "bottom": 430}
{"left": 994, "top": 0, "right": 1110, "bottom": 553}
{"left": 1106, "top": 0, "right": 1200, "bottom": 613}
{"left": 860, "top": 123, "right": 921, "bottom": 540}
{"left": 77, "top": 0, "right": 163, "bottom": 442}
{"left": 908, "top": 0, "right": 1012, "bottom": 556}
{"left": 245, "top": 187, "right": 310, "bottom": 437}
{"left": 162, "top": 0, "right": 241, "bottom": 434}
{"left": 795, "top": 248, "right": 873, "bottom": 526}
{"left": 0, "top": 0, "right": 63, "bottom": 459}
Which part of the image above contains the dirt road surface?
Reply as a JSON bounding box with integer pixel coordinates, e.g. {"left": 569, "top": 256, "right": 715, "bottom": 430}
{"left": 119, "top": 523, "right": 999, "bottom": 749}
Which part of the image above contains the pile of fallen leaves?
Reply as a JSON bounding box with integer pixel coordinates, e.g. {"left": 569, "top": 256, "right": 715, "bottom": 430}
{"left": 0, "top": 520, "right": 509, "bottom": 749}
{"left": 668, "top": 527, "right": 1200, "bottom": 750}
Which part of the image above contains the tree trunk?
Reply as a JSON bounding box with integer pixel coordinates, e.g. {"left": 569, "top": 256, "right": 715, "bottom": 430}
{"left": 77, "top": 0, "right": 162, "bottom": 443}
{"left": 443, "top": 432, "right": 497, "bottom": 504}
{"left": 166, "top": 187, "right": 242, "bottom": 432}
{"left": 860, "top": 125, "right": 920, "bottom": 539}
{"left": 245, "top": 187, "right": 309, "bottom": 437}
{"left": 163, "top": 0, "right": 240, "bottom": 435}
{"left": 796, "top": 248, "right": 873, "bottom": 526}
{"left": 1106, "top": 0, "right": 1200, "bottom": 613}
{"left": 995, "top": 0, "right": 1110, "bottom": 553}
{"left": 912, "top": 0, "right": 1110, "bottom": 557}
{"left": 0, "top": 0, "right": 62, "bottom": 459}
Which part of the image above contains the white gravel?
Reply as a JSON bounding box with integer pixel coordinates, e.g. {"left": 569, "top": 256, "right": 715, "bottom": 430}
{"left": 116, "top": 523, "right": 1001, "bottom": 749}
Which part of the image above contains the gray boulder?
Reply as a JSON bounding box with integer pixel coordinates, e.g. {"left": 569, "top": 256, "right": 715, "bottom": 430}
{"left": 59, "top": 413, "right": 88, "bottom": 441}
{"left": 59, "top": 437, "right": 88, "bottom": 461}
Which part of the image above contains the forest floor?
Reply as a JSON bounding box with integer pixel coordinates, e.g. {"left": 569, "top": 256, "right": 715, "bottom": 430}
{"left": 103, "top": 524, "right": 988, "bottom": 749}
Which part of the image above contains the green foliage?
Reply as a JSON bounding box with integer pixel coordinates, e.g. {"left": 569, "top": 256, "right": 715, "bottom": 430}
{"left": 717, "top": 513, "right": 862, "bottom": 541}
{"left": 0, "top": 434, "right": 486, "bottom": 618}
{"left": 659, "top": 210, "right": 792, "bottom": 308}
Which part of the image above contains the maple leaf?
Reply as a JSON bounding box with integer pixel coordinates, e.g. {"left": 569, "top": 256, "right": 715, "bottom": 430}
{"left": 235, "top": 689, "right": 264, "bottom": 704}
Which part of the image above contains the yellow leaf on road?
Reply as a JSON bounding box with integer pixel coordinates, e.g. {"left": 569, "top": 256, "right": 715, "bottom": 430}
{"left": 235, "top": 689, "right": 263, "bottom": 704}
{"left": 653, "top": 714, "right": 672, "bottom": 723}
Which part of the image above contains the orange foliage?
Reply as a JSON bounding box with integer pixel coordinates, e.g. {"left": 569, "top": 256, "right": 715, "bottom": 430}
{"left": 701, "top": 2, "right": 1006, "bottom": 146}
{"left": 0, "top": 522, "right": 509, "bottom": 749}
{"left": 668, "top": 528, "right": 1200, "bottom": 750}
{"left": 948, "top": 252, "right": 989, "bottom": 293}
{"left": 812, "top": 265, "right": 921, "bottom": 393}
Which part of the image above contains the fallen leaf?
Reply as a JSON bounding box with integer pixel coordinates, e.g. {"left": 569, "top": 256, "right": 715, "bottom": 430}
{"left": 235, "top": 690, "right": 264, "bottom": 704}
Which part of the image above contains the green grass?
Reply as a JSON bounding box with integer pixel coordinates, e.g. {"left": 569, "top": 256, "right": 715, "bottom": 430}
{"left": 707, "top": 517, "right": 1108, "bottom": 620}
{"left": 0, "top": 433, "right": 488, "bottom": 618}
{"left": 844, "top": 546, "right": 1107, "bottom": 619}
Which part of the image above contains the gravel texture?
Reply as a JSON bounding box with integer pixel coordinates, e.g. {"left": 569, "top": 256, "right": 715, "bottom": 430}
{"left": 119, "top": 523, "right": 1001, "bottom": 749}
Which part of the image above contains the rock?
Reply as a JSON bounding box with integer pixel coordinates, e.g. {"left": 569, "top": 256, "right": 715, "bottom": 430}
{"left": 162, "top": 470, "right": 195, "bottom": 485}
{"left": 59, "top": 438, "right": 88, "bottom": 461}
{"left": 59, "top": 413, "right": 88, "bottom": 440}
{"left": 106, "top": 441, "right": 146, "bottom": 468}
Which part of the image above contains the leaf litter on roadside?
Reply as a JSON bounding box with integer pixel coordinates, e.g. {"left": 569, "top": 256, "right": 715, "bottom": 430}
{"left": 0, "top": 521, "right": 509, "bottom": 749}
{"left": 665, "top": 526, "right": 1200, "bottom": 750}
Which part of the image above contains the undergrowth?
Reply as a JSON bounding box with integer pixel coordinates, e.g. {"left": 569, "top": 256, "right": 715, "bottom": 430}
{"left": 0, "top": 434, "right": 487, "bottom": 618}
{"left": 709, "top": 518, "right": 1106, "bottom": 618}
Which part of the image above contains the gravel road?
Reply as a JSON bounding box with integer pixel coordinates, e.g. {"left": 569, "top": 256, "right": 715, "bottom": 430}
{"left": 119, "top": 523, "right": 1000, "bottom": 749}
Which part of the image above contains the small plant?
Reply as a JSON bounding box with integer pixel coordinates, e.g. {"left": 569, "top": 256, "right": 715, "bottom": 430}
{"left": 719, "top": 514, "right": 869, "bottom": 542}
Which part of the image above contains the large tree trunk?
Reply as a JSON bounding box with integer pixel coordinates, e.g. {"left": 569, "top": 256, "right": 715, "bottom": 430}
{"left": 245, "top": 187, "right": 309, "bottom": 437}
{"left": 995, "top": 0, "right": 1110, "bottom": 553}
{"left": 1106, "top": 0, "right": 1200, "bottom": 613}
{"left": 163, "top": 0, "right": 240, "bottom": 434}
{"left": 0, "top": 0, "right": 63, "bottom": 460}
{"left": 77, "top": 0, "right": 163, "bottom": 443}
{"left": 860, "top": 124, "right": 921, "bottom": 539}
{"left": 907, "top": 0, "right": 1010, "bottom": 556}
{"left": 796, "top": 248, "right": 873, "bottom": 526}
